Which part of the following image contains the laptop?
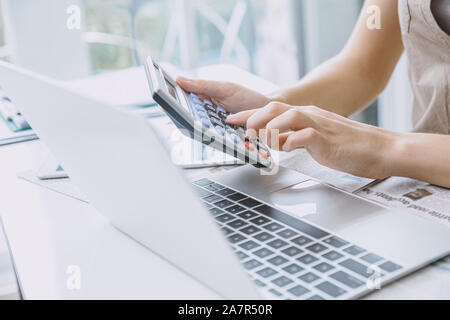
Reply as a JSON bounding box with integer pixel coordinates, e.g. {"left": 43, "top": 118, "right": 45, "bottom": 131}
{"left": 1, "top": 61, "right": 449, "bottom": 300}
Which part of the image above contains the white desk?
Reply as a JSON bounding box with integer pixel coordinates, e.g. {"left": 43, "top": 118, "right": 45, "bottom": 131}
{"left": 0, "top": 65, "right": 449, "bottom": 299}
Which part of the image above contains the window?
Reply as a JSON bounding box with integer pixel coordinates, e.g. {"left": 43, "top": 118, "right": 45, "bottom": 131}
{"left": 82, "top": 0, "right": 299, "bottom": 84}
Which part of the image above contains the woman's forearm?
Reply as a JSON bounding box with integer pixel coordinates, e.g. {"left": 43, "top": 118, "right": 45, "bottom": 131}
{"left": 389, "top": 133, "right": 450, "bottom": 188}
{"left": 269, "top": 55, "right": 386, "bottom": 117}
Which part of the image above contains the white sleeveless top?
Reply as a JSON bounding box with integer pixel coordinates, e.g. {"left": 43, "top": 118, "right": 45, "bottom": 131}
{"left": 398, "top": 0, "right": 450, "bottom": 134}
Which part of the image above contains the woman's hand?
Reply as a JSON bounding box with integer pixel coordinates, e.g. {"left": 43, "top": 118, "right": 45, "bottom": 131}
{"left": 227, "top": 102, "right": 401, "bottom": 179}
{"left": 176, "top": 77, "right": 272, "bottom": 114}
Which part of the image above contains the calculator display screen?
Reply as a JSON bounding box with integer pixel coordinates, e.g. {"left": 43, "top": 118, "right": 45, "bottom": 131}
{"left": 165, "top": 78, "right": 177, "bottom": 100}
{"left": 164, "top": 76, "right": 191, "bottom": 114}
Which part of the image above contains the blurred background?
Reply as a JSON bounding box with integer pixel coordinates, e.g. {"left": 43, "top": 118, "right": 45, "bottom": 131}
{"left": 0, "top": 0, "right": 412, "bottom": 131}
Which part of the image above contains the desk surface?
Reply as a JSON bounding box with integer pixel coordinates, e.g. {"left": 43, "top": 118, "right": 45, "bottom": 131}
{"left": 1, "top": 65, "right": 449, "bottom": 299}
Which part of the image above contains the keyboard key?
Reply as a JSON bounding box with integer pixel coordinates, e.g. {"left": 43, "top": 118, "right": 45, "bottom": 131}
{"left": 193, "top": 179, "right": 213, "bottom": 187}
{"left": 239, "top": 198, "right": 262, "bottom": 208}
{"left": 272, "top": 276, "right": 293, "bottom": 288}
{"left": 379, "top": 261, "right": 402, "bottom": 272}
{"left": 257, "top": 267, "right": 277, "bottom": 278}
{"left": 240, "top": 225, "right": 261, "bottom": 235}
{"left": 297, "top": 254, "right": 318, "bottom": 265}
{"left": 281, "top": 246, "right": 303, "bottom": 257}
{"left": 360, "top": 253, "right": 383, "bottom": 264}
{"left": 306, "top": 243, "right": 328, "bottom": 253}
{"left": 307, "top": 295, "right": 325, "bottom": 300}
{"left": 254, "top": 205, "right": 329, "bottom": 239}
{"left": 228, "top": 234, "right": 246, "bottom": 244}
{"left": 216, "top": 188, "right": 236, "bottom": 196}
{"left": 253, "top": 247, "right": 274, "bottom": 258}
{"left": 244, "top": 259, "right": 263, "bottom": 270}
{"left": 235, "top": 251, "right": 248, "bottom": 260}
{"left": 237, "top": 211, "right": 258, "bottom": 220}
{"left": 226, "top": 205, "right": 246, "bottom": 214}
{"left": 298, "top": 272, "right": 320, "bottom": 283}
{"left": 254, "top": 279, "right": 266, "bottom": 288}
{"left": 269, "top": 288, "right": 282, "bottom": 297}
{"left": 239, "top": 240, "right": 260, "bottom": 251}
{"left": 209, "top": 207, "right": 224, "bottom": 216}
{"left": 316, "top": 281, "right": 347, "bottom": 298}
{"left": 216, "top": 214, "right": 235, "bottom": 223}
{"left": 202, "top": 202, "right": 213, "bottom": 209}
{"left": 204, "top": 183, "right": 224, "bottom": 192}
{"left": 227, "top": 192, "right": 247, "bottom": 201}
{"left": 291, "top": 236, "right": 313, "bottom": 246}
{"left": 193, "top": 186, "right": 212, "bottom": 198}
{"left": 322, "top": 250, "right": 344, "bottom": 261}
{"left": 330, "top": 271, "right": 365, "bottom": 289}
{"left": 221, "top": 227, "right": 233, "bottom": 236}
{"left": 203, "top": 194, "right": 223, "bottom": 203}
{"left": 277, "top": 229, "right": 298, "bottom": 239}
{"left": 282, "top": 263, "right": 304, "bottom": 275}
{"left": 323, "top": 236, "right": 348, "bottom": 248}
{"left": 263, "top": 222, "right": 284, "bottom": 232}
{"left": 214, "top": 199, "right": 234, "bottom": 209}
{"left": 249, "top": 216, "right": 271, "bottom": 226}
{"left": 288, "top": 285, "right": 309, "bottom": 297}
{"left": 313, "top": 262, "right": 335, "bottom": 273}
{"left": 254, "top": 232, "right": 274, "bottom": 242}
{"left": 227, "top": 219, "right": 248, "bottom": 229}
{"left": 267, "top": 239, "right": 289, "bottom": 249}
{"left": 343, "top": 245, "right": 366, "bottom": 256}
{"left": 268, "top": 256, "right": 288, "bottom": 266}
{"left": 339, "top": 259, "right": 374, "bottom": 278}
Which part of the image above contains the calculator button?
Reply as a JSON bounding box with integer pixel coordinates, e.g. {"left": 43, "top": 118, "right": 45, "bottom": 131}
{"left": 211, "top": 118, "right": 223, "bottom": 127}
{"left": 201, "top": 119, "right": 211, "bottom": 128}
{"left": 190, "top": 93, "right": 201, "bottom": 103}
{"left": 229, "top": 133, "right": 240, "bottom": 144}
{"left": 196, "top": 111, "right": 208, "bottom": 119}
{"left": 245, "top": 141, "right": 255, "bottom": 151}
{"left": 215, "top": 125, "right": 225, "bottom": 136}
{"left": 194, "top": 104, "right": 204, "bottom": 112}
{"left": 203, "top": 99, "right": 213, "bottom": 106}
{"left": 216, "top": 106, "right": 227, "bottom": 114}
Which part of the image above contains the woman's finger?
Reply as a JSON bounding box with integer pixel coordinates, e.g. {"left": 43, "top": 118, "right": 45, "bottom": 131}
{"left": 176, "top": 77, "right": 225, "bottom": 98}
{"left": 265, "top": 108, "right": 318, "bottom": 147}
{"left": 245, "top": 102, "right": 293, "bottom": 133}
{"left": 282, "top": 127, "right": 321, "bottom": 152}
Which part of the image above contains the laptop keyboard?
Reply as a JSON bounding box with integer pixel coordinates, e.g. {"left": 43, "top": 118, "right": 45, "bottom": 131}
{"left": 193, "top": 178, "right": 403, "bottom": 300}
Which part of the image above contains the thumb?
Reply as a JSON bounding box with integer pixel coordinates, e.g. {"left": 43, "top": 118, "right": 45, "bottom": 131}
{"left": 176, "top": 77, "right": 224, "bottom": 98}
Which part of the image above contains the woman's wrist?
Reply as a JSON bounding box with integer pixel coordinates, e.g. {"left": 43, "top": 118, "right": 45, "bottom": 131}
{"left": 381, "top": 131, "right": 412, "bottom": 178}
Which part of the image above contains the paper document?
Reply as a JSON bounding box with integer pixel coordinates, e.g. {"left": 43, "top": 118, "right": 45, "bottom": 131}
{"left": 357, "top": 177, "right": 450, "bottom": 227}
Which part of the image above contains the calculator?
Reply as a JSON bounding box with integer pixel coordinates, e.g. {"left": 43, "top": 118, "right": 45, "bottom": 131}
{"left": 144, "top": 57, "right": 274, "bottom": 170}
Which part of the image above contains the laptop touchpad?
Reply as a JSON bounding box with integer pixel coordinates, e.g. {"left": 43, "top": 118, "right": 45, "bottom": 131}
{"left": 268, "top": 180, "right": 386, "bottom": 233}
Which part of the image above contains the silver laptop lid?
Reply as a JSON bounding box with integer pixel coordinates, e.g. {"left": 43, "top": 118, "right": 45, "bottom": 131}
{"left": 0, "top": 61, "right": 260, "bottom": 299}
